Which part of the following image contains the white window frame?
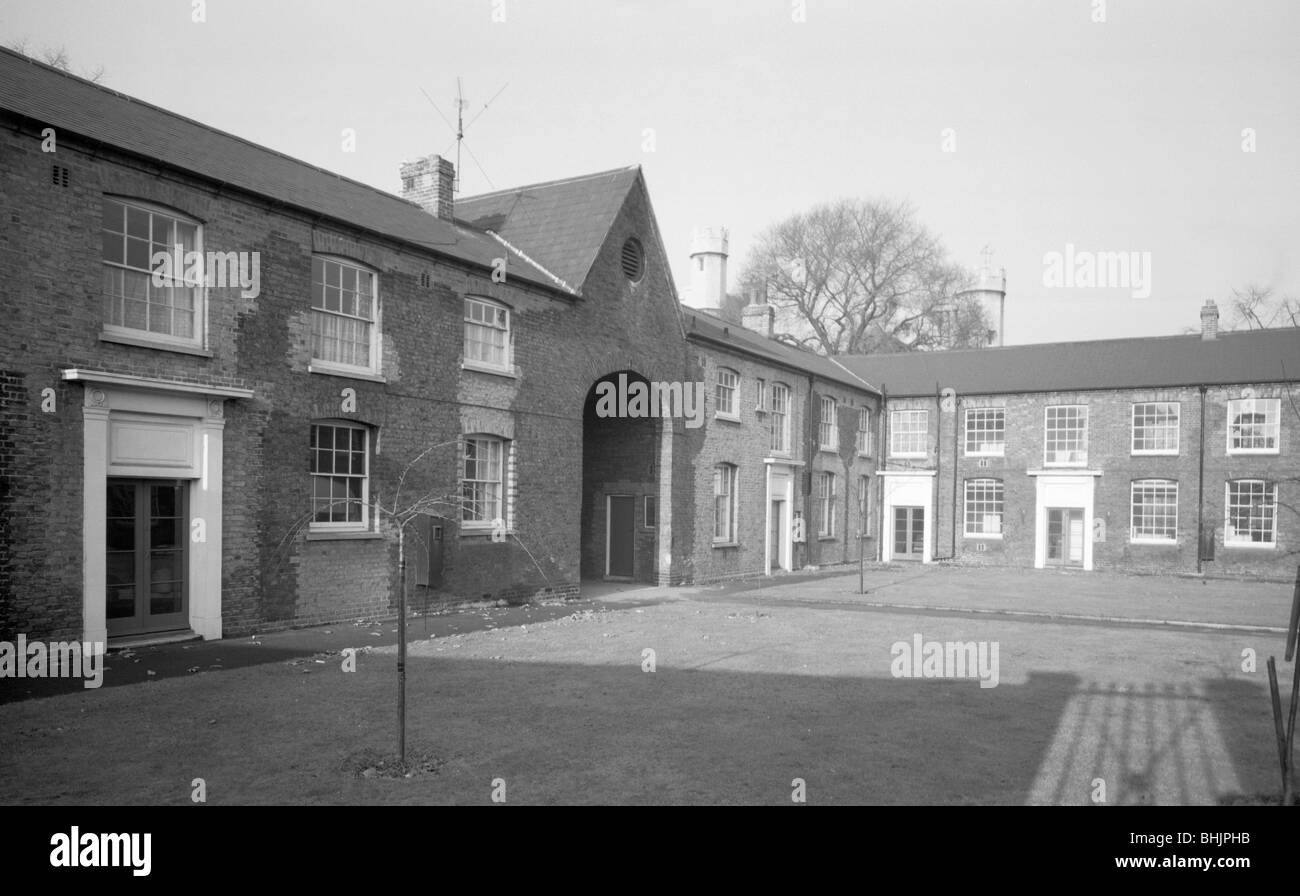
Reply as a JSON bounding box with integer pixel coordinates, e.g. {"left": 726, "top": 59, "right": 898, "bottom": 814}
{"left": 715, "top": 368, "right": 740, "bottom": 421}
{"left": 463, "top": 296, "right": 513, "bottom": 374}
{"left": 643, "top": 495, "right": 657, "bottom": 529}
{"left": 1131, "top": 402, "right": 1180, "bottom": 455}
{"left": 462, "top": 436, "right": 509, "bottom": 532}
{"left": 819, "top": 397, "right": 839, "bottom": 451}
{"left": 309, "top": 421, "right": 371, "bottom": 532}
{"left": 964, "top": 408, "right": 1005, "bottom": 457}
{"left": 770, "top": 383, "right": 791, "bottom": 454}
{"left": 856, "top": 409, "right": 872, "bottom": 456}
{"left": 1044, "top": 405, "right": 1088, "bottom": 467}
{"left": 1130, "top": 479, "right": 1178, "bottom": 544}
{"left": 101, "top": 196, "right": 206, "bottom": 350}
{"left": 310, "top": 255, "right": 381, "bottom": 378}
{"left": 713, "top": 463, "right": 738, "bottom": 544}
{"left": 858, "top": 474, "right": 872, "bottom": 535}
{"left": 818, "top": 471, "right": 837, "bottom": 538}
{"left": 756, "top": 378, "right": 767, "bottom": 412}
{"left": 1227, "top": 398, "right": 1280, "bottom": 455}
{"left": 890, "top": 409, "right": 928, "bottom": 458}
{"left": 1224, "top": 480, "right": 1277, "bottom": 548}
{"left": 963, "top": 478, "right": 1004, "bottom": 538}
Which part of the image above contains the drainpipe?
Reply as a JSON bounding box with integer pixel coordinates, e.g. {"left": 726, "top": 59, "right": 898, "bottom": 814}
{"left": 933, "top": 383, "right": 942, "bottom": 561}
{"left": 1197, "top": 384, "right": 1207, "bottom": 574}
{"left": 951, "top": 390, "right": 960, "bottom": 560}
{"left": 877, "top": 386, "right": 888, "bottom": 562}
{"left": 806, "top": 375, "right": 817, "bottom": 568}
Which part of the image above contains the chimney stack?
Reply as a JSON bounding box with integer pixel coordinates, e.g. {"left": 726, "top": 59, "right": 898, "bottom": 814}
{"left": 400, "top": 154, "right": 455, "bottom": 220}
{"left": 741, "top": 287, "right": 775, "bottom": 339}
{"left": 1200, "top": 300, "right": 1219, "bottom": 341}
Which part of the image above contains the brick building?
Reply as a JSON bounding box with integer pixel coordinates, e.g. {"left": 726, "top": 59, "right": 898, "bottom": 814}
{"left": 837, "top": 306, "right": 1300, "bottom": 578}
{"left": 0, "top": 50, "right": 877, "bottom": 646}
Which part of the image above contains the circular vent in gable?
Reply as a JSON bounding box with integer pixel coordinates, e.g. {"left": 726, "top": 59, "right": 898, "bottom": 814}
{"left": 621, "top": 238, "right": 645, "bottom": 283}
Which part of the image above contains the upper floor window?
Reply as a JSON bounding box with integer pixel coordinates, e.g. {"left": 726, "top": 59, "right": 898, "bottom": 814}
{"left": 890, "top": 409, "right": 928, "bottom": 457}
{"left": 713, "top": 463, "right": 738, "bottom": 543}
{"left": 1132, "top": 402, "right": 1180, "bottom": 455}
{"left": 462, "top": 436, "right": 509, "bottom": 530}
{"left": 756, "top": 378, "right": 767, "bottom": 412}
{"left": 819, "top": 397, "right": 839, "bottom": 451}
{"left": 1225, "top": 480, "right": 1277, "bottom": 547}
{"left": 1044, "top": 405, "right": 1088, "bottom": 466}
{"left": 309, "top": 422, "right": 370, "bottom": 531}
{"left": 101, "top": 197, "right": 203, "bottom": 347}
{"left": 464, "top": 297, "right": 511, "bottom": 372}
{"left": 715, "top": 368, "right": 739, "bottom": 420}
{"left": 964, "top": 408, "right": 1005, "bottom": 456}
{"left": 770, "top": 383, "right": 791, "bottom": 453}
{"left": 1131, "top": 479, "right": 1178, "bottom": 543}
{"left": 311, "top": 256, "right": 379, "bottom": 376}
{"left": 1227, "top": 398, "right": 1280, "bottom": 454}
{"left": 856, "top": 409, "right": 872, "bottom": 455}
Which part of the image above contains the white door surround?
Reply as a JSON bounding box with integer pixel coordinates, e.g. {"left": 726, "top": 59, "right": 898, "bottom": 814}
{"left": 764, "top": 460, "right": 798, "bottom": 574}
{"left": 877, "top": 470, "right": 937, "bottom": 563}
{"left": 1027, "top": 469, "right": 1102, "bottom": 571}
{"left": 63, "top": 369, "right": 252, "bottom": 645}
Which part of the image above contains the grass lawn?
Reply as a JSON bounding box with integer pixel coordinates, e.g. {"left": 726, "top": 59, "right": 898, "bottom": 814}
{"left": 0, "top": 591, "right": 1286, "bottom": 805}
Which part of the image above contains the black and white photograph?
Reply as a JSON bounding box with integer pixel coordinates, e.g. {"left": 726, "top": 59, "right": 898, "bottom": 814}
{"left": 1, "top": 0, "right": 1298, "bottom": 866}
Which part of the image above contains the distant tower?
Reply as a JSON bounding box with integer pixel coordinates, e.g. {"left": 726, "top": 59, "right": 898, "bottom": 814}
{"left": 955, "top": 246, "right": 1007, "bottom": 347}
{"left": 687, "top": 226, "right": 729, "bottom": 314}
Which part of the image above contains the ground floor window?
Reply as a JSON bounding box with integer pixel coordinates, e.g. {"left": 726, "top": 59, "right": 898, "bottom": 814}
{"left": 463, "top": 436, "right": 507, "bottom": 528}
{"left": 964, "top": 478, "right": 1004, "bottom": 536}
{"left": 818, "top": 472, "right": 837, "bottom": 537}
{"left": 1225, "top": 480, "right": 1276, "bottom": 546}
{"left": 1130, "top": 479, "right": 1178, "bottom": 542}
{"left": 714, "top": 464, "right": 737, "bottom": 542}
{"left": 310, "top": 422, "right": 369, "bottom": 529}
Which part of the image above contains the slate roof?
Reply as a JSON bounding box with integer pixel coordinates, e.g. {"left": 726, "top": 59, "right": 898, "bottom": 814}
{"left": 0, "top": 47, "right": 598, "bottom": 296}
{"left": 834, "top": 327, "right": 1300, "bottom": 397}
{"left": 455, "top": 168, "right": 642, "bottom": 295}
{"left": 683, "top": 308, "right": 878, "bottom": 394}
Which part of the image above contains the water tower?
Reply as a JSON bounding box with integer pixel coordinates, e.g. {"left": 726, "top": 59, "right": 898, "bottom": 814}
{"left": 687, "top": 226, "right": 728, "bottom": 314}
{"left": 956, "top": 246, "right": 1007, "bottom": 347}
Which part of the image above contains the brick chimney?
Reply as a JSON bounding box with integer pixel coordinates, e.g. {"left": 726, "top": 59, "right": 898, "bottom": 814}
{"left": 400, "top": 154, "right": 455, "bottom": 220}
{"left": 1200, "top": 300, "right": 1219, "bottom": 341}
{"left": 741, "top": 288, "right": 775, "bottom": 339}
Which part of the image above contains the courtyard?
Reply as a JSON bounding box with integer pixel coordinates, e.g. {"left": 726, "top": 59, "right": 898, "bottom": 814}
{"left": 0, "top": 566, "right": 1292, "bottom": 805}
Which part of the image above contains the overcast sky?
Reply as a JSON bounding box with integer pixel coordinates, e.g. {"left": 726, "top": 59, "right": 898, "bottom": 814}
{"left": 4, "top": 0, "right": 1296, "bottom": 344}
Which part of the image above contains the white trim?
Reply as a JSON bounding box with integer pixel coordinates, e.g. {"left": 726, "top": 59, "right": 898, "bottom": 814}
{"left": 310, "top": 254, "right": 382, "bottom": 378}
{"left": 1032, "top": 474, "right": 1096, "bottom": 570}
{"left": 1226, "top": 398, "right": 1281, "bottom": 456}
{"left": 62, "top": 368, "right": 253, "bottom": 399}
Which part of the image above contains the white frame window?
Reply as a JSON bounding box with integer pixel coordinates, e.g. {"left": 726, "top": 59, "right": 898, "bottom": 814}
{"left": 818, "top": 471, "right": 837, "bottom": 537}
{"left": 643, "top": 495, "right": 657, "bottom": 529}
{"left": 464, "top": 296, "right": 512, "bottom": 373}
{"left": 1044, "top": 405, "right": 1088, "bottom": 466}
{"left": 101, "top": 197, "right": 204, "bottom": 348}
{"left": 713, "top": 463, "right": 738, "bottom": 543}
{"left": 311, "top": 256, "right": 380, "bottom": 376}
{"left": 309, "top": 422, "right": 370, "bottom": 531}
{"left": 1225, "top": 480, "right": 1277, "bottom": 547}
{"left": 890, "top": 409, "right": 928, "bottom": 458}
{"left": 462, "top": 436, "right": 507, "bottom": 529}
{"left": 858, "top": 474, "right": 872, "bottom": 535}
{"left": 1130, "top": 479, "right": 1178, "bottom": 543}
{"left": 1227, "top": 398, "right": 1280, "bottom": 455}
{"left": 964, "top": 478, "right": 1004, "bottom": 537}
{"left": 770, "top": 383, "right": 791, "bottom": 453}
{"left": 1131, "top": 402, "right": 1180, "bottom": 455}
{"left": 756, "top": 378, "right": 767, "bottom": 412}
{"left": 856, "top": 409, "right": 872, "bottom": 455}
{"left": 715, "top": 368, "right": 740, "bottom": 420}
{"left": 964, "top": 408, "right": 1005, "bottom": 456}
{"left": 819, "top": 397, "right": 839, "bottom": 451}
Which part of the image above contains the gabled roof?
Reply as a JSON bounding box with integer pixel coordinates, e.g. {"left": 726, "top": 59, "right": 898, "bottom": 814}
{"left": 456, "top": 167, "right": 642, "bottom": 294}
{"left": 683, "top": 308, "right": 878, "bottom": 394}
{"left": 0, "top": 47, "right": 572, "bottom": 295}
{"left": 835, "top": 327, "right": 1300, "bottom": 397}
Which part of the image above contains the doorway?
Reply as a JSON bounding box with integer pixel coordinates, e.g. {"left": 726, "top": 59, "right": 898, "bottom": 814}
{"left": 606, "top": 494, "right": 635, "bottom": 579}
{"left": 1046, "top": 507, "right": 1085, "bottom": 567}
{"left": 893, "top": 506, "right": 925, "bottom": 560}
{"left": 105, "top": 478, "right": 189, "bottom": 636}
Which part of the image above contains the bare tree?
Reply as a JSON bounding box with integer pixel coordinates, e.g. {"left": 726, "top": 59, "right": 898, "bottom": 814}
{"left": 1228, "top": 285, "right": 1300, "bottom": 331}
{"left": 737, "top": 198, "right": 991, "bottom": 355}
{"left": 9, "top": 39, "right": 105, "bottom": 83}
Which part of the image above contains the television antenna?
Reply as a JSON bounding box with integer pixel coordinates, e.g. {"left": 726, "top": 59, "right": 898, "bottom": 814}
{"left": 419, "top": 78, "right": 509, "bottom": 193}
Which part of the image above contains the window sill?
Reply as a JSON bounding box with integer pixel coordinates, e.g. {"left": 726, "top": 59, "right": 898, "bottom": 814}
{"left": 1227, "top": 449, "right": 1280, "bottom": 456}
{"left": 309, "top": 364, "right": 387, "bottom": 384}
{"left": 819, "top": 446, "right": 839, "bottom": 454}
{"left": 965, "top": 451, "right": 1005, "bottom": 459}
{"left": 817, "top": 535, "right": 837, "bottom": 542}
{"left": 461, "top": 360, "right": 520, "bottom": 379}
{"left": 1129, "top": 538, "right": 1177, "bottom": 546}
{"left": 100, "top": 330, "right": 213, "bottom": 358}
{"left": 890, "top": 453, "right": 927, "bottom": 460}
{"left": 1043, "top": 462, "right": 1089, "bottom": 468}
{"left": 1223, "top": 541, "right": 1277, "bottom": 550}
{"left": 1131, "top": 450, "right": 1179, "bottom": 457}
{"left": 964, "top": 533, "right": 1004, "bottom": 540}
{"left": 460, "top": 526, "right": 513, "bottom": 539}
{"left": 306, "top": 530, "right": 383, "bottom": 541}
{"left": 712, "top": 541, "right": 740, "bottom": 549}
{"left": 715, "top": 413, "right": 741, "bottom": 423}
